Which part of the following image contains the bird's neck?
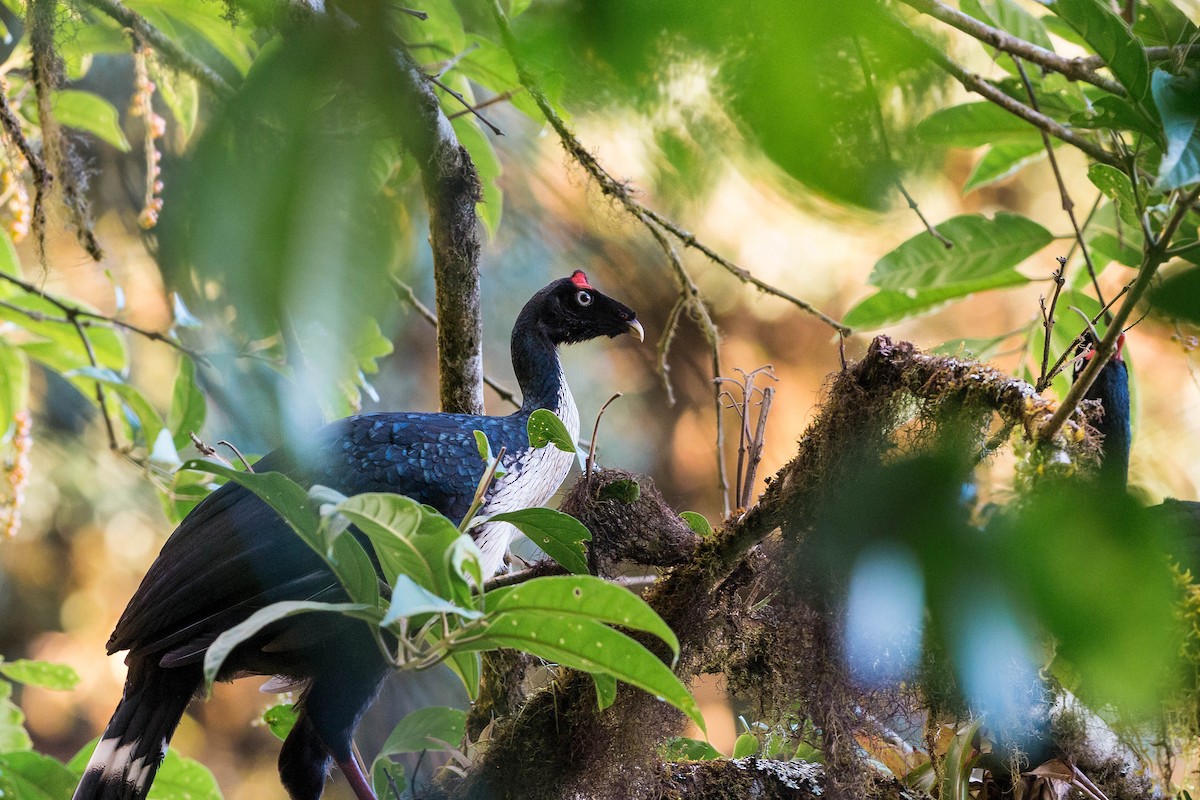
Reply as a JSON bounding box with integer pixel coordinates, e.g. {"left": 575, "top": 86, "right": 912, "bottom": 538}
{"left": 512, "top": 327, "right": 572, "bottom": 416}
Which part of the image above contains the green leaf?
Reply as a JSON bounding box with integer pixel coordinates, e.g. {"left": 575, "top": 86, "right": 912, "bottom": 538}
{"left": 1086, "top": 201, "right": 1143, "bottom": 268}
{"left": 1133, "top": 0, "right": 1198, "bottom": 47}
{"left": 331, "top": 493, "right": 464, "bottom": 598}
{"left": 663, "top": 737, "right": 723, "bottom": 761}
{"left": 0, "top": 659, "right": 80, "bottom": 691}
{"left": 680, "top": 511, "right": 714, "bottom": 538}
{"left": 375, "top": 706, "right": 466, "bottom": 757}
{"left": 1070, "top": 95, "right": 1160, "bottom": 136}
{"left": 843, "top": 278, "right": 1028, "bottom": 330}
{"left": 148, "top": 747, "right": 223, "bottom": 800}
{"left": 593, "top": 672, "right": 617, "bottom": 710}
{"left": 1151, "top": 266, "right": 1200, "bottom": 323}
{"left": 0, "top": 752, "right": 77, "bottom": 800}
{"left": 49, "top": 91, "right": 131, "bottom": 151}
{"left": 486, "top": 508, "right": 591, "bottom": 574}
{"left": 0, "top": 294, "right": 126, "bottom": 374}
{"left": 381, "top": 575, "right": 482, "bottom": 627}
{"left": 916, "top": 103, "right": 1041, "bottom": 147}
{"left": 168, "top": 356, "right": 207, "bottom": 450}
{"left": 1151, "top": 68, "right": 1200, "bottom": 190}
{"left": 1088, "top": 163, "right": 1142, "bottom": 225}
{"left": 372, "top": 760, "right": 407, "bottom": 800}
{"left": 733, "top": 732, "right": 760, "bottom": 759}
{"left": 527, "top": 409, "right": 576, "bottom": 452}
{"left": 262, "top": 703, "right": 298, "bottom": 741}
{"left": 464, "top": 611, "right": 704, "bottom": 731}
{"left": 0, "top": 344, "right": 29, "bottom": 442}
{"left": 329, "top": 531, "right": 383, "bottom": 607}
{"left": 598, "top": 479, "right": 640, "bottom": 504}
{"left": 963, "top": 141, "right": 1048, "bottom": 193}
{"left": 0, "top": 228, "right": 21, "bottom": 284}
{"left": 868, "top": 213, "right": 1051, "bottom": 291}
{"left": 204, "top": 600, "right": 371, "bottom": 688}
{"left": 486, "top": 575, "right": 680, "bottom": 657}
{"left": 180, "top": 460, "right": 321, "bottom": 551}
{"left": 1051, "top": 0, "right": 1150, "bottom": 104}
{"left": 0, "top": 681, "right": 31, "bottom": 752}
{"left": 443, "top": 650, "right": 481, "bottom": 701}
{"left": 131, "top": 0, "right": 255, "bottom": 75}
{"left": 473, "top": 430, "right": 493, "bottom": 464}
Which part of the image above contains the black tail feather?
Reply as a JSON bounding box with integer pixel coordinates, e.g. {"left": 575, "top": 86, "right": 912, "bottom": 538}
{"left": 72, "top": 661, "right": 201, "bottom": 800}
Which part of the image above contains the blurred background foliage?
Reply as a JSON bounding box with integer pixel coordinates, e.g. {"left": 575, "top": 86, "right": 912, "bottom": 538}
{"left": 0, "top": 0, "right": 1197, "bottom": 797}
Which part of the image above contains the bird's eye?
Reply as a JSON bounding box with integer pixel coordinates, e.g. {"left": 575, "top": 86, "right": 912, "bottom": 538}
{"left": 576, "top": 290, "right": 593, "bottom": 307}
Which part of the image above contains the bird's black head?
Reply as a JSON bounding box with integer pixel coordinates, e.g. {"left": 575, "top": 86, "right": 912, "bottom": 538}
{"left": 522, "top": 271, "right": 644, "bottom": 346}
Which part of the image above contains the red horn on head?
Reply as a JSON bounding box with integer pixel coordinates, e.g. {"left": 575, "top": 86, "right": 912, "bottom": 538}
{"left": 570, "top": 270, "right": 592, "bottom": 289}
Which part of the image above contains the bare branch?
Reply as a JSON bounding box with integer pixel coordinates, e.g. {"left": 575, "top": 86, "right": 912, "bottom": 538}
{"left": 1036, "top": 257, "right": 1067, "bottom": 391}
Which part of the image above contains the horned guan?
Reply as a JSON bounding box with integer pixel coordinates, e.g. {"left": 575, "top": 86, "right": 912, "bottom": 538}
{"left": 73, "top": 272, "right": 643, "bottom": 800}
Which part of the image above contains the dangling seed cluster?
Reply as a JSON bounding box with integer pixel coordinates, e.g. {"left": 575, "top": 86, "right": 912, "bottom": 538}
{"left": 129, "top": 47, "right": 165, "bottom": 229}
{"left": 3, "top": 409, "right": 31, "bottom": 538}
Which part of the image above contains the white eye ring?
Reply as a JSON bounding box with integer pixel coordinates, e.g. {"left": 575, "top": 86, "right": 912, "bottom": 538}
{"left": 576, "top": 290, "right": 593, "bottom": 306}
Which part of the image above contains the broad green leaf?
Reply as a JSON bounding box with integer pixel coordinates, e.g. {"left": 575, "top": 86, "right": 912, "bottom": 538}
{"left": 375, "top": 706, "right": 466, "bottom": 758}
{"left": 733, "top": 732, "right": 760, "bottom": 758}
{"left": 0, "top": 228, "right": 21, "bottom": 284}
{"left": 528, "top": 409, "right": 576, "bottom": 452}
{"left": 1087, "top": 163, "right": 1142, "bottom": 225}
{"left": 680, "top": 511, "right": 714, "bottom": 538}
{"left": 1151, "top": 68, "right": 1200, "bottom": 190}
{"left": 1070, "top": 95, "right": 1160, "bottom": 136}
{"left": 263, "top": 703, "right": 298, "bottom": 741}
{"left": 331, "top": 493, "right": 436, "bottom": 590}
{"left": 130, "top": 0, "right": 255, "bottom": 75}
{"left": 916, "top": 103, "right": 1040, "bottom": 147}
{"left": 485, "top": 575, "right": 680, "bottom": 656}
{"left": 941, "top": 718, "right": 984, "bottom": 800}
{"left": 329, "top": 532, "right": 383, "bottom": 607}
{"left": 844, "top": 277, "right": 1028, "bottom": 330}
{"left": 869, "top": 213, "right": 1051, "bottom": 291}
{"left": 381, "top": 575, "right": 482, "bottom": 626}
{"left": 0, "top": 752, "right": 77, "bottom": 800}
{"left": 509, "top": 0, "right": 534, "bottom": 17}
{"left": 1086, "top": 201, "right": 1143, "bottom": 268}
{"left": 50, "top": 91, "right": 131, "bottom": 151}
{"left": 1133, "top": 0, "right": 1198, "bottom": 47}
{"left": 148, "top": 747, "right": 223, "bottom": 800}
{"left": 444, "top": 650, "right": 481, "bottom": 701}
{"left": 168, "top": 355, "right": 206, "bottom": 450}
{"left": 1151, "top": 266, "right": 1200, "bottom": 323}
{"left": 459, "top": 35, "right": 543, "bottom": 120}
{"left": 663, "top": 737, "right": 723, "bottom": 761}
{"left": 963, "top": 141, "right": 1048, "bottom": 193}
{"left": 179, "top": 460, "right": 321, "bottom": 553}
{"left": 0, "top": 345, "right": 29, "bottom": 442}
{"left": 1051, "top": 0, "right": 1150, "bottom": 104}
{"left": 931, "top": 334, "right": 1011, "bottom": 361}
{"left": 372, "top": 760, "right": 407, "bottom": 800}
{"left": 464, "top": 612, "right": 704, "bottom": 731}
{"left": 0, "top": 681, "right": 31, "bottom": 752}
{"left": 593, "top": 671, "right": 617, "bottom": 710}
{"left": 204, "top": 600, "right": 371, "bottom": 687}
{"left": 396, "top": 0, "right": 466, "bottom": 54}
{"left": 0, "top": 659, "right": 80, "bottom": 691}
{"left": 486, "top": 508, "right": 591, "bottom": 574}
{"left": 473, "top": 430, "right": 493, "bottom": 464}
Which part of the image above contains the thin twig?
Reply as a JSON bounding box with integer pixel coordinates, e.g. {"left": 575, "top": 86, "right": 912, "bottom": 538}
{"left": 655, "top": 296, "right": 686, "bottom": 406}
{"left": 1079, "top": 44, "right": 1200, "bottom": 69}
{"left": 72, "top": 0, "right": 235, "bottom": 99}
{"left": 853, "top": 35, "right": 952, "bottom": 249}
{"left": 446, "top": 90, "right": 518, "bottom": 120}
{"left": 392, "top": 277, "right": 519, "bottom": 409}
{"left": 742, "top": 385, "right": 774, "bottom": 510}
{"left": 217, "top": 440, "right": 254, "bottom": 472}
{"left": 901, "top": 0, "right": 1127, "bottom": 96}
{"left": 427, "top": 75, "right": 504, "bottom": 136}
{"left": 1040, "top": 284, "right": 1130, "bottom": 388}
{"left": 1041, "top": 186, "right": 1200, "bottom": 442}
{"left": 585, "top": 392, "right": 623, "bottom": 478}
{"left": 70, "top": 314, "right": 119, "bottom": 451}
{"left": 1013, "top": 57, "right": 1105, "bottom": 308}
{"left": 1036, "top": 257, "right": 1067, "bottom": 390}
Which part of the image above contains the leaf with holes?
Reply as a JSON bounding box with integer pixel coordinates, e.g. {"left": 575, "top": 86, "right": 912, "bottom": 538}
{"left": 528, "top": 409, "right": 576, "bottom": 452}
{"left": 463, "top": 611, "right": 703, "bottom": 731}
{"left": 486, "top": 508, "right": 591, "bottom": 574}
{"left": 485, "top": 575, "right": 680, "bottom": 657}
